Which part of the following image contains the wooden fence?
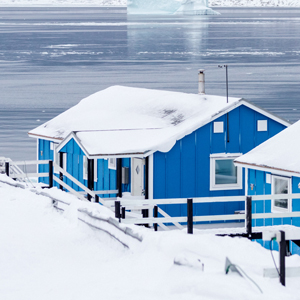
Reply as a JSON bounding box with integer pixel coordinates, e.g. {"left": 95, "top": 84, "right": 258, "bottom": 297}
{"left": 3, "top": 158, "right": 300, "bottom": 232}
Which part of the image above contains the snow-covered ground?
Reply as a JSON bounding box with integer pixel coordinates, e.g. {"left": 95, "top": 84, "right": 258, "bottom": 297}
{"left": 1, "top": 0, "right": 300, "bottom": 7}
{"left": 1, "top": 174, "right": 300, "bottom": 299}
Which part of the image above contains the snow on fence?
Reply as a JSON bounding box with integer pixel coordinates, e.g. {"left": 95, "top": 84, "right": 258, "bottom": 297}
{"left": 3, "top": 159, "right": 117, "bottom": 205}
{"left": 3, "top": 158, "right": 300, "bottom": 232}
{"left": 113, "top": 195, "right": 300, "bottom": 232}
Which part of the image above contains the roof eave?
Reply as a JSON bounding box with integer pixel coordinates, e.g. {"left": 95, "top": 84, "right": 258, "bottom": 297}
{"left": 28, "top": 132, "right": 63, "bottom": 143}
{"left": 234, "top": 160, "right": 300, "bottom": 178}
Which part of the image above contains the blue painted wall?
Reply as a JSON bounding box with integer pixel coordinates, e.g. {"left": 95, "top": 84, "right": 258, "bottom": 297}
{"left": 248, "top": 169, "right": 300, "bottom": 255}
{"left": 38, "top": 139, "right": 53, "bottom": 185}
{"left": 153, "top": 105, "right": 287, "bottom": 218}
{"left": 59, "top": 138, "right": 118, "bottom": 198}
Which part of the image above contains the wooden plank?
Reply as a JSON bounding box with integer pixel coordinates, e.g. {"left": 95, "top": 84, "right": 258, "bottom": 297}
{"left": 12, "top": 160, "right": 50, "bottom": 165}
{"left": 115, "top": 196, "right": 246, "bottom": 207}
{"left": 253, "top": 212, "right": 300, "bottom": 219}
{"left": 53, "top": 163, "right": 104, "bottom": 205}
{"left": 12, "top": 172, "right": 48, "bottom": 178}
{"left": 158, "top": 207, "right": 184, "bottom": 230}
{"left": 78, "top": 190, "right": 118, "bottom": 195}
{"left": 53, "top": 177, "right": 87, "bottom": 202}
{"left": 121, "top": 216, "right": 186, "bottom": 225}
{"left": 252, "top": 193, "right": 300, "bottom": 201}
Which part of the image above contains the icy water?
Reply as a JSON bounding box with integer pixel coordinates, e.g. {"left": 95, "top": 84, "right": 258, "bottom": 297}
{"left": 1, "top": 7, "right": 300, "bottom": 161}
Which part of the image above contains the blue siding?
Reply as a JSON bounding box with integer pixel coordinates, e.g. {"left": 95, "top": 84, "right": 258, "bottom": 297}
{"left": 58, "top": 138, "right": 117, "bottom": 198}
{"left": 38, "top": 139, "right": 53, "bottom": 184}
{"left": 153, "top": 104, "right": 287, "bottom": 218}
{"left": 247, "top": 169, "right": 300, "bottom": 254}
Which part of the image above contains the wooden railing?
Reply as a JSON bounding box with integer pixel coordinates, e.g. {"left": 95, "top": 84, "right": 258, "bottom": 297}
{"left": 113, "top": 194, "right": 300, "bottom": 231}
{"left": 4, "top": 158, "right": 300, "bottom": 232}
{"left": 4, "top": 159, "right": 118, "bottom": 206}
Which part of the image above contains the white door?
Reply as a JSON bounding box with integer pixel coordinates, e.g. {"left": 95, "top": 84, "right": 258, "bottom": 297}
{"left": 131, "top": 158, "right": 144, "bottom": 196}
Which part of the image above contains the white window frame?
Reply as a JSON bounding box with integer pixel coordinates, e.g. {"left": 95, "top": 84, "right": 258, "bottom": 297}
{"left": 210, "top": 154, "right": 243, "bottom": 191}
{"left": 108, "top": 157, "right": 116, "bottom": 170}
{"left": 271, "top": 175, "right": 291, "bottom": 213}
{"left": 83, "top": 156, "right": 88, "bottom": 180}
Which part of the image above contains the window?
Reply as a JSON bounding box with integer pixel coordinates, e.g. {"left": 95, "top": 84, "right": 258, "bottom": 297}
{"left": 257, "top": 120, "right": 268, "bottom": 132}
{"left": 210, "top": 154, "right": 242, "bottom": 190}
{"left": 108, "top": 158, "right": 116, "bottom": 170}
{"left": 272, "top": 175, "right": 291, "bottom": 212}
{"left": 213, "top": 121, "right": 224, "bottom": 133}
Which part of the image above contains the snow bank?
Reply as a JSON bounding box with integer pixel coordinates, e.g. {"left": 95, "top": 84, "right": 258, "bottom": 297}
{"left": 1, "top": 0, "right": 300, "bottom": 7}
{"left": 1, "top": 176, "right": 300, "bottom": 299}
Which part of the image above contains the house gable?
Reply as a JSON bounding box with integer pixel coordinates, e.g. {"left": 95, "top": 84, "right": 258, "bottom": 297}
{"left": 153, "top": 104, "right": 287, "bottom": 217}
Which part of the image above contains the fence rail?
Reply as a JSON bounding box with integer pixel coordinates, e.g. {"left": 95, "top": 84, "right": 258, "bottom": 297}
{"left": 4, "top": 159, "right": 118, "bottom": 206}
{"left": 4, "top": 158, "right": 300, "bottom": 233}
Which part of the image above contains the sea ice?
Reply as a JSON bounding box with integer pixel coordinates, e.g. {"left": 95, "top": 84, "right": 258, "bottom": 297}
{"left": 127, "top": 0, "right": 219, "bottom": 15}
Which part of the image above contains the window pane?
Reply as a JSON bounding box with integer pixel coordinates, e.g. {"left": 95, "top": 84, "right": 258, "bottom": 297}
{"left": 274, "top": 177, "right": 288, "bottom": 209}
{"left": 274, "top": 199, "right": 288, "bottom": 209}
{"left": 215, "top": 159, "right": 237, "bottom": 184}
{"left": 274, "top": 178, "right": 288, "bottom": 194}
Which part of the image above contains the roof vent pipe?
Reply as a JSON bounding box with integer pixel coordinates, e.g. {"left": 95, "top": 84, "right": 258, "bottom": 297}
{"left": 198, "top": 69, "right": 205, "bottom": 95}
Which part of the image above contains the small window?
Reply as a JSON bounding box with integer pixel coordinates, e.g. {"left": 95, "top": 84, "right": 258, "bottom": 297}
{"left": 272, "top": 175, "right": 291, "bottom": 212}
{"left": 213, "top": 121, "right": 224, "bottom": 133}
{"left": 257, "top": 120, "right": 267, "bottom": 132}
{"left": 210, "top": 155, "right": 242, "bottom": 190}
{"left": 83, "top": 156, "right": 88, "bottom": 180}
{"left": 50, "top": 142, "right": 54, "bottom": 151}
{"left": 108, "top": 158, "right": 116, "bottom": 170}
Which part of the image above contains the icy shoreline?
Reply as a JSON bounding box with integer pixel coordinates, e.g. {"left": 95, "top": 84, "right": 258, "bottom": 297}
{"left": 1, "top": 0, "right": 300, "bottom": 7}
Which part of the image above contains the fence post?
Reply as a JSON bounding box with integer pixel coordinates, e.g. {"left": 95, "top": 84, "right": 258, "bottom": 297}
{"left": 142, "top": 209, "right": 149, "bottom": 228}
{"left": 246, "top": 196, "right": 252, "bottom": 239}
{"left": 59, "top": 152, "right": 63, "bottom": 190}
{"left": 121, "top": 207, "right": 126, "bottom": 219}
{"left": 154, "top": 205, "right": 158, "bottom": 232}
{"left": 5, "top": 162, "right": 9, "bottom": 177}
{"left": 115, "top": 200, "right": 121, "bottom": 221}
{"left": 48, "top": 160, "right": 53, "bottom": 188}
{"left": 95, "top": 195, "right": 99, "bottom": 203}
{"left": 187, "top": 198, "right": 193, "bottom": 234}
{"left": 279, "top": 231, "right": 286, "bottom": 286}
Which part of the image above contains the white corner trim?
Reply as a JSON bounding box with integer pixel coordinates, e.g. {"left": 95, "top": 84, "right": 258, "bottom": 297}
{"left": 148, "top": 154, "right": 154, "bottom": 200}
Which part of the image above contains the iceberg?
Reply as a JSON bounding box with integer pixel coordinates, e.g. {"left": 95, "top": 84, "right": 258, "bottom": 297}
{"left": 127, "top": 0, "right": 219, "bottom": 15}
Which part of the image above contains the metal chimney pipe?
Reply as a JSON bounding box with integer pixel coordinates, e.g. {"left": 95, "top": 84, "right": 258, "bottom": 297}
{"left": 198, "top": 69, "right": 205, "bottom": 95}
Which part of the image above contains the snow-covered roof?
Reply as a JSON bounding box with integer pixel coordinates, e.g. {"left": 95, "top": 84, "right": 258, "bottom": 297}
{"left": 235, "top": 120, "right": 300, "bottom": 176}
{"left": 29, "top": 85, "right": 289, "bottom": 157}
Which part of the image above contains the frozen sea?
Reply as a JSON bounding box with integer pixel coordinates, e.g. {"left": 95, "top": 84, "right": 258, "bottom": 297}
{"left": 1, "top": 7, "right": 300, "bottom": 161}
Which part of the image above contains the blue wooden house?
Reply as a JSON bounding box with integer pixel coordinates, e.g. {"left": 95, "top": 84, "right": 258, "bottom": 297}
{"left": 235, "top": 120, "right": 300, "bottom": 254}
{"left": 28, "top": 81, "right": 289, "bottom": 218}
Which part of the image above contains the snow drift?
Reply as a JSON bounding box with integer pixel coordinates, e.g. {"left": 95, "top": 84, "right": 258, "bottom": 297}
{"left": 1, "top": 175, "right": 300, "bottom": 299}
